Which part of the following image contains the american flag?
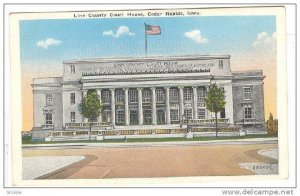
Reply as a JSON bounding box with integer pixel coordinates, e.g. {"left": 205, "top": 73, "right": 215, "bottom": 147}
{"left": 145, "top": 24, "right": 161, "bottom": 35}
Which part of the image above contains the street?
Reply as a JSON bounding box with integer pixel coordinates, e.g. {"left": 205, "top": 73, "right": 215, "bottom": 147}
{"left": 22, "top": 142, "right": 278, "bottom": 179}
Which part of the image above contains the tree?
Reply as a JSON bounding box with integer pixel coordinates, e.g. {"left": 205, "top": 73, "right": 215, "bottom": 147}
{"left": 79, "top": 90, "right": 101, "bottom": 140}
{"left": 267, "top": 113, "right": 274, "bottom": 133}
{"left": 204, "top": 83, "right": 226, "bottom": 137}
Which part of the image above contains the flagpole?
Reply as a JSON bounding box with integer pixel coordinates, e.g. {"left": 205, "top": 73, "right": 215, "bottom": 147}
{"left": 144, "top": 23, "right": 147, "bottom": 56}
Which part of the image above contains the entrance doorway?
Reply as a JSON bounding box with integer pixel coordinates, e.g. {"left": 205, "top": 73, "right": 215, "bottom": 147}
{"left": 143, "top": 110, "right": 152, "bottom": 125}
{"left": 130, "top": 110, "right": 138, "bottom": 125}
{"left": 157, "top": 109, "right": 165, "bottom": 124}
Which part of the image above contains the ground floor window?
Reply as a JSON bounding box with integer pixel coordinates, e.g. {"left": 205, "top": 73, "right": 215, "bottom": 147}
{"left": 220, "top": 108, "right": 226, "bottom": 118}
{"left": 70, "top": 112, "right": 75, "bottom": 122}
{"left": 170, "top": 109, "right": 179, "bottom": 121}
{"left": 89, "top": 116, "right": 97, "bottom": 122}
{"left": 184, "top": 108, "right": 193, "bottom": 120}
{"left": 45, "top": 113, "right": 52, "bottom": 124}
{"left": 102, "top": 110, "right": 111, "bottom": 123}
{"left": 116, "top": 110, "right": 125, "bottom": 123}
{"left": 198, "top": 108, "right": 206, "bottom": 119}
{"left": 143, "top": 110, "right": 152, "bottom": 125}
{"left": 244, "top": 105, "right": 252, "bottom": 119}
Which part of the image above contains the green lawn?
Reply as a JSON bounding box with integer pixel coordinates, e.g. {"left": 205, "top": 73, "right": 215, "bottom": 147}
{"left": 22, "top": 133, "right": 278, "bottom": 145}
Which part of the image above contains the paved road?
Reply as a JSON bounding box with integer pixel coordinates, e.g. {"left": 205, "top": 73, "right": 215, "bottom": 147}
{"left": 23, "top": 143, "right": 278, "bottom": 179}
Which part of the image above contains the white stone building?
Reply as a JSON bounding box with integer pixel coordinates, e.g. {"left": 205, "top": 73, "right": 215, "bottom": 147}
{"left": 31, "top": 55, "right": 266, "bottom": 134}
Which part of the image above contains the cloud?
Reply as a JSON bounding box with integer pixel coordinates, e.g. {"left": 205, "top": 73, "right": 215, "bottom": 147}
{"left": 103, "top": 26, "right": 135, "bottom": 38}
{"left": 184, "top": 29, "right": 208, "bottom": 44}
{"left": 36, "top": 38, "right": 62, "bottom": 49}
{"left": 252, "top": 32, "right": 276, "bottom": 48}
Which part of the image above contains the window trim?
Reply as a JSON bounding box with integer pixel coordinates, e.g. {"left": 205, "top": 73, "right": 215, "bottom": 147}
{"left": 183, "top": 88, "right": 192, "bottom": 102}
{"left": 116, "top": 89, "right": 125, "bottom": 103}
{"left": 70, "top": 65, "right": 75, "bottom": 74}
{"left": 198, "top": 108, "right": 206, "bottom": 119}
{"left": 102, "top": 90, "right": 110, "bottom": 103}
{"left": 70, "top": 93, "right": 75, "bottom": 105}
{"left": 219, "top": 60, "right": 224, "bottom": 69}
{"left": 116, "top": 109, "right": 125, "bottom": 123}
{"left": 244, "top": 105, "right": 252, "bottom": 119}
{"left": 143, "top": 89, "right": 151, "bottom": 103}
{"left": 129, "top": 89, "right": 138, "bottom": 103}
{"left": 184, "top": 108, "right": 193, "bottom": 120}
{"left": 170, "top": 109, "right": 179, "bottom": 121}
{"left": 45, "top": 113, "right": 53, "bottom": 125}
{"left": 45, "top": 94, "right": 53, "bottom": 106}
{"left": 156, "top": 89, "right": 165, "bottom": 103}
{"left": 243, "top": 87, "right": 251, "bottom": 100}
{"left": 70, "top": 112, "right": 76, "bottom": 122}
{"left": 170, "top": 88, "right": 179, "bottom": 102}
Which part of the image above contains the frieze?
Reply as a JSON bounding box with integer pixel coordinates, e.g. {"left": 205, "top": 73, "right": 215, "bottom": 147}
{"left": 81, "top": 60, "right": 213, "bottom": 76}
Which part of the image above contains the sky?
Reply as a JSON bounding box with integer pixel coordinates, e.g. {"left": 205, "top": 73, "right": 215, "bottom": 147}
{"left": 20, "top": 15, "right": 277, "bottom": 131}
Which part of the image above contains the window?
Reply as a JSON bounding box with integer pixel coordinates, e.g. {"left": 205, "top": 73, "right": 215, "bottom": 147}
{"left": 70, "top": 93, "right": 75, "bottom": 105}
{"left": 89, "top": 117, "right": 97, "bottom": 122}
{"left": 45, "top": 94, "right": 53, "bottom": 106}
{"left": 156, "top": 89, "right": 165, "bottom": 102}
{"left": 198, "top": 108, "right": 206, "bottom": 119}
{"left": 170, "top": 88, "right": 179, "bottom": 102}
{"left": 184, "top": 88, "right": 192, "bottom": 101}
{"left": 70, "top": 112, "right": 76, "bottom": 122}
{"left": 244, "top": 105, "right": 252, "bottom": 119}
{"left": 71, "top": 65, "right": 75, "bottom": 74}
{"left": 129, "top": 89, "right": 138, "bottom": 103}
{"left": 116, "top": 89, "right": 124, "bottom": 102}
{"left": 116, "top": 110, "right": 125, "bottom": 123}
{"left": 45, "top": 113, "right": 53, "bottom": 124}
{"left": 220, "top": 108, "right": 226, "bottom": 118}
{"left": 102, "top": 90, "right": 110, "bottom": 103}
{"left": 143, "top": 89, "right": 151, "bottom": 103}
{"left": 197, "top": 89, "right": 206, "bottom": 102}
{"left": 219, "top": 60, "right": 223, "bottom": 69}
{"left": 243, "top": 87, "right": 251, "bottom": 100}
{"left": 184, "top": 108, "right": 193, "bottom": 120}
{"left": 170, "top": 109, "right": 179, "bottom": 121}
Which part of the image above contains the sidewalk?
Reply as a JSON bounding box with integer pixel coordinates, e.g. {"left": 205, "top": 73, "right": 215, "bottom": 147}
{"left": 22, "top": 156, "right": 85, "bottom": 179}
{"left": 22, "top": 137, "right": 278, "bottom": 150}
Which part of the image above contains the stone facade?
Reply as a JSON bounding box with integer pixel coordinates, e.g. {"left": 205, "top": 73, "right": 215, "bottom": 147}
{"left": 31, "top": 55, "right": 266, "bottom": 132}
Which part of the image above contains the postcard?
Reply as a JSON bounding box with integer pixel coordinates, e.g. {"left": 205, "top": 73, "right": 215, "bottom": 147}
{"left": 8, "top": 6, "right": 288, "bottom": 187}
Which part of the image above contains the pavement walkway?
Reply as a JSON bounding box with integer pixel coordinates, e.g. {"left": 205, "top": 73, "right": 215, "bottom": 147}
{"left": 22, "top": 156, "right": 85, "bottom": 180}
{"left": 22, "top": 137, "right": 278, "bottom": 150}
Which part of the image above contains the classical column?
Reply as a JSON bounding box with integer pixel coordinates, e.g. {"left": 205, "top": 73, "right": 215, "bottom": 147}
{"left": 110, "top": 89, "right": 116, "bottom": 126}
{"left": 165, "top": 87, "right": 171, "bottom": 125}
{"left": 124, "top": 88, "right": 129, "bottom": 126}
{"left": 82, "top": 89, "right": 88, "bottom": 122}
{"left": 193, "top": 86, "right": 198, "bottom": 119}
{"left": 96, "top": 89, "right": 102, "bottom": 123}
{"left": 138, "top": 88, "right": 143, "bottom": 125}
{"left": 179, "top": 87, "right": 184, "bottom": 122}
{"left": 151, "top": 87, "right": 157, "bottom": 125}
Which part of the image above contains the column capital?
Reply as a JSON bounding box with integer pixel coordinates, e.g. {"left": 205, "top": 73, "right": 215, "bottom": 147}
{"left": 150, "top": 87, "right": 156, "bottom": 90}
{"left": 178, "top": 86, "right": 184, "bottom": 89}
{"left": 137, "top": 87, "right": 143, "bottom": 91}
{"left": 110, "top": 88, "right": 115, "bottom": 91}
{"left": 123, "top": 88, "right": 129, "bottom": 91}
{"left": 192, "top": 86, "right": 198, "bottom": 89}
{"left": 164, "top": 86, "right": 170, "bottom": 90}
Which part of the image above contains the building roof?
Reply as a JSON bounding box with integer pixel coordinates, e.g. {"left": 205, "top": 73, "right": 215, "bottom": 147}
{"left": 63, "top": 54, "right": 231, "bottom": 64}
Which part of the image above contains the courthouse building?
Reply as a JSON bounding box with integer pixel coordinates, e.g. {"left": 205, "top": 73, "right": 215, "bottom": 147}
{"left": 32, "top": 55, "right": 266, "bottom": 133}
